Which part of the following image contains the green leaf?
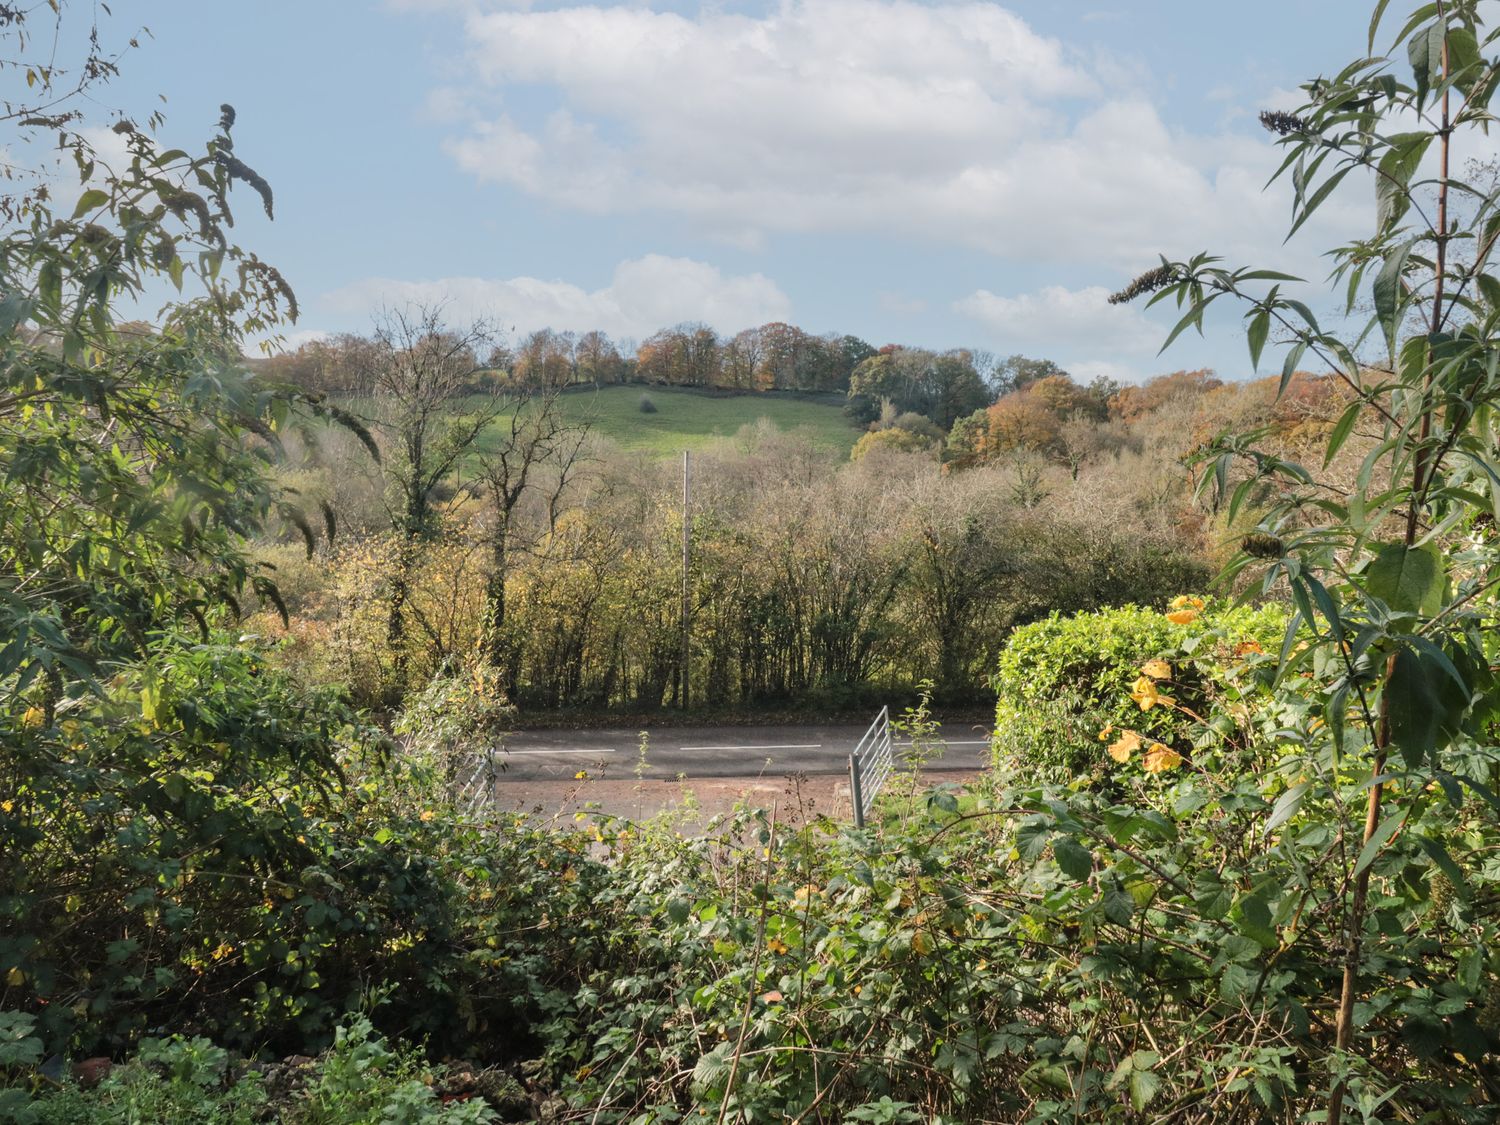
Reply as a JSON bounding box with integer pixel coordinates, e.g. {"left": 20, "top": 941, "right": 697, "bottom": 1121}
{"left": 1354, "top": 813, "right": 1403, "bottom": 876}
{"left": 1324, "top": 399, "right": 1363, "bottom": 467}
{"left": 1280, "top": 340, "right": 1307, "bottom": 396}
{"left": 1409, "top": 21, "right": 1442, "bottom": 104}
{"left": 1387, "top": 646, "right": 1469, "bottom": 768}
{"left": 71, "top": 188, "right": 108, "bottom": 218}
{"left": 1102, "top": 885, "right": 1134, "bottom": 926}
{"left": 1373, "top": 240, "right": 1418, "bottom": 355}
{"left": 1052, "top": 836, "right": 1094, "bottom": 881}
{"left": 1448, "top": 27, "right": 1481, "bottom": 90}
{"left": 1266, "top": 781, "right": 1312, "bottom": 834}
{"left": 1369, "top": 0, "right": 1394, "bottom": 53}
{"left": 1130, "top": 1067, "right": 1163, "bottom": 1113}
{"left": 1287, "top": 165, "right": 1354, "bottom": 240}
{"left": 1375, "top": 134, "right": 1432, "bottom": 233}
{"left": 1247, "top": 308, "right": 1270, "bottom": 371}
{"left": 1365, "top": 541, "right": 1444, "bottom": 615}
{"left": 1476, "top": 273, "right": 1500, "bottom": 311}
{"left": 1231, "top": 893, "right": 1277, "bottom": 949}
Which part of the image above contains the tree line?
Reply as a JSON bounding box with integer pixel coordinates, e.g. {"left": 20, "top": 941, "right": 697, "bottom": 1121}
{"left": 254, "top": 311, "right": 1357, "bottom": 714}
{"left": 259, "top": 319, "right": 1120, "bottom": 423}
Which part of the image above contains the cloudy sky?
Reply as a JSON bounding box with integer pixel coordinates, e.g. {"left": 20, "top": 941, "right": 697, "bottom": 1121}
{"left": 107, "top": 0, "right": 1378, "bottom": 382}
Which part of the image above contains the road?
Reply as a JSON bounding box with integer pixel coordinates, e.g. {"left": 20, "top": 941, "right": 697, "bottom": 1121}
{"left": 492, "top": 721, "right": 994, "bottom": 782}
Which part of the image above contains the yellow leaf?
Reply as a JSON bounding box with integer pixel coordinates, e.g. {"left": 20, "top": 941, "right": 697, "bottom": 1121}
{"left": 1143, "top": 744, "right": 1183, "bottom": 773}
{"left": 1140, "top": 659, "right": 1172, "bottom": 680}
{"left": 911, "top": 930, "right": 934, "bottom": 956}
{"left": 1130, "top": 677, "right": 1174, "bottom": 711}
{"left": 1107, "top": 731, "right": 1141, "bottom": 763}
{"left": 21, "top": 707, "right": 44, "bottom": 729}
{"left": 5, "top": 967, "right": 23, "bottom": 986}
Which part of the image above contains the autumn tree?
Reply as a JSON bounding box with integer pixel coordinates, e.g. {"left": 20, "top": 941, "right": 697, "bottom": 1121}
{"left": 513, "top": 328, "right": 576, "bottom": 387}
{"left": 365, "top": 306, "right": 505, "bottom": 692}
{"left": 849, "top": 348, "right": 986, "bottom": 427}
{"left": 990, "top": 354, "right": 1068, "bottom": 397}
{"left": 575, "top": 329, "right": 623, "bottom": 386}
{"left": 723, "top": 327, "right": 767, "bottom": 390}
{"left": 1109, "top": 367, "right": 1223, "bottom": 422}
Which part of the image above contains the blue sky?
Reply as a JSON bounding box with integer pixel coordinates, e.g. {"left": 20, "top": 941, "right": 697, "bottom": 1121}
{"left": 102, "top": 0, "right": 1379, "bottom": 382}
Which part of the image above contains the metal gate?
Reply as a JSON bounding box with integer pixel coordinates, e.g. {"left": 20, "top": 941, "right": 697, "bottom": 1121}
{"left": 849, "top": 706, "right": 894, "bottom": 827}
{"left": 453, "top": 746, "right": 500, "bottom": 818}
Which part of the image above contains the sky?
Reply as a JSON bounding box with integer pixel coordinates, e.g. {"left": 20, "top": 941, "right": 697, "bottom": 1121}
{"left": 88, "top": 0, "right": 1391, "bottom": 383}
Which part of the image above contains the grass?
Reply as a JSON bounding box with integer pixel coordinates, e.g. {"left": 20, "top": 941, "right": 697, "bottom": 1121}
{"left": 478, "top": 385, "right": 862, "bottom": 458}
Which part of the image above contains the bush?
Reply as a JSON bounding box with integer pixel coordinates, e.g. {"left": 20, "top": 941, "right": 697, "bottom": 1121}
{"left": 637, "top": 394, "right": 658, "bottom": 414}
{"left": 849, "top": 427, "right": 936, "bottom": 460}
{"left": 7, "top": 1014, "right": 500, "bottom": 1123}
{"left": 842, "top": 393, "right": 880, "bottom": 426}
{"left": 992, "top": 598, "right": 1286, "bottom": 777}
{"left": 0, "top": 634, "right": 610, "bottom": 1065}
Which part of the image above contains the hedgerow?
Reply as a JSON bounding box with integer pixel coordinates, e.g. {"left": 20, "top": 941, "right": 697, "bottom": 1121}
{"left": 992, "top": 599, "right": 1287, "bottom": 777}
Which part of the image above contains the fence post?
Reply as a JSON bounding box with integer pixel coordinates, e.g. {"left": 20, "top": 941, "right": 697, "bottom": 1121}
{"left": 849, "top": 752, "right": 865, "bottom": 829}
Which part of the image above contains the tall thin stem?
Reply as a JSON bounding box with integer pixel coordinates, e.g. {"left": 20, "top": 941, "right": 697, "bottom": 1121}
{"left": 1328, "top": 17, "right": 1450, "bottom": 1125}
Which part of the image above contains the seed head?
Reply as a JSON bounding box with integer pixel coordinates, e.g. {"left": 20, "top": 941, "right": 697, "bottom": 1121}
{"left": 1109, "top": 264, "right": 1176, "bottom": 305}
{"left": 1241, "top": 533, "right": 1285, "bottom": 559}
{"left": 1259, "top": 110, "right": 1309, "bottom": 137}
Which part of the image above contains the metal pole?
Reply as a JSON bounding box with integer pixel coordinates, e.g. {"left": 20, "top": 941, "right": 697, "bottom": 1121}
{"left": 849, "top": 753, "right": 865, "bottom": 828}
{"left": 681, "top": 450, "right": 691, "bottom": 710}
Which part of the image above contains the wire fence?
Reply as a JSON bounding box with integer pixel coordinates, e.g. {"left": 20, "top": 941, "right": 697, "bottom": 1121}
{"left": 848, "top": 706, "right": 893, "bottom": 827}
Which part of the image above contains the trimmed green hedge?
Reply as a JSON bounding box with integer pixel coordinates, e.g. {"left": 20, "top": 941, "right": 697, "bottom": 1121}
{"left": 993, "top": 598, "right": 1287, "bottom": 777}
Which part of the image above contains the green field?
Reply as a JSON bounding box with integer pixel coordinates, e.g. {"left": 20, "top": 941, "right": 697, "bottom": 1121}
{"left": 508, "top": 385, "right": 861, "bottom": 456}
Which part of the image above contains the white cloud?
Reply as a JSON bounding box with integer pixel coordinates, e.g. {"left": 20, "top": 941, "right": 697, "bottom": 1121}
{"left": 956, "top": 284, "right": 1158, "bottom": 351}
{"left": 433, "top": 0, "right": 1362, "bottom": 271}
{"left": 320, "top": 254, "right": 792, "bottom": 339}
{"left": 955, "top": 284, "right": 1166, "bottom": 383}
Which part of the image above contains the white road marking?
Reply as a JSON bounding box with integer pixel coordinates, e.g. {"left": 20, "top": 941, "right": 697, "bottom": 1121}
{"left": 678, "top": 743, "right": 823, "bottom": 751}
{"left": 506, "top": 748, "right": 618, "bottom": 755}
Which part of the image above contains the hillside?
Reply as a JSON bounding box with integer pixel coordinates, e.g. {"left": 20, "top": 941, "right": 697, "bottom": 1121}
{"left": 485, "top": 384, "right": 862, "bottom": 457}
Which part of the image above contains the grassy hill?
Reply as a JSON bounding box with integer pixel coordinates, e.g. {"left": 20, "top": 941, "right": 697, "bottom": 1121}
{"left": 505, "top": 385, "right": 862, "bottom": 457}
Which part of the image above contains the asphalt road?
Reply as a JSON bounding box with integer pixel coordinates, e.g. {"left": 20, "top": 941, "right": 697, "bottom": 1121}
{"left": 492, "top": 721, "right": 994, "bottom": 782}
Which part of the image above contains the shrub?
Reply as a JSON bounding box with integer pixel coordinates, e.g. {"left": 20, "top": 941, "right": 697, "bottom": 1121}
{"left": 637, "top": 394, "right": 658, "bottom": 414}
{"left": 7, "top": 1013, "right": 499, "bottom": 1123}
{"left": 849, "top": 427, "right": 936, "bottom": 461}
{"left": 992, "top": 598, "right": 1286, "bottom": 777}
{"left": 842, "top": 393, "right": 880, "bottom": 426}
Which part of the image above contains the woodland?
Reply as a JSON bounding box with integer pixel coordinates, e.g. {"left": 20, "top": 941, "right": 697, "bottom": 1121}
{"left": 8, "top": 2, "right": 1500, "bottom": 1124}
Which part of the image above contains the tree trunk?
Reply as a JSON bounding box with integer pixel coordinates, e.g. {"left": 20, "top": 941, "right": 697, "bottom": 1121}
{"left": 483, "top": 535, "right": 508, "bottom": 669}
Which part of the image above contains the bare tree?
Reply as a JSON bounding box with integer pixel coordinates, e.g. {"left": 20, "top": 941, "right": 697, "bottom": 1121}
{"left": 365, "top": 305, "right": 504, "bottom": 691}
{"left": 472, "top": 365, "right": 592, "bottom": 677}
